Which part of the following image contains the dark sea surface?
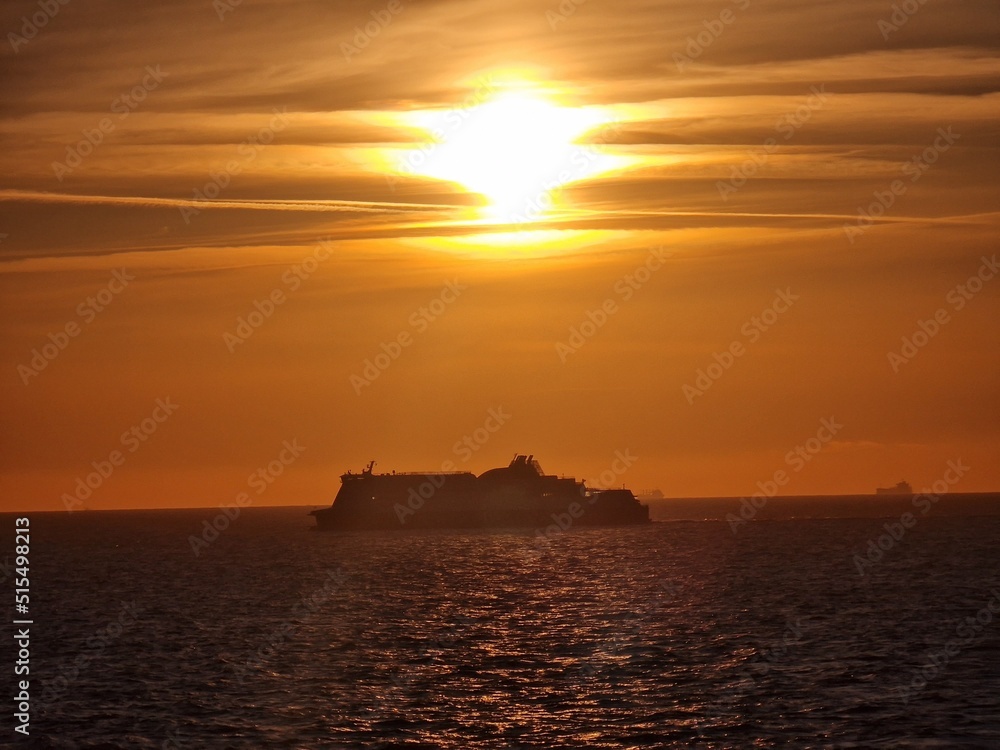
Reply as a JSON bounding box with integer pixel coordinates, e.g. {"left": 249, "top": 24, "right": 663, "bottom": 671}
{"left": 6, "top": 498, "right": 1000, "bottom": 749}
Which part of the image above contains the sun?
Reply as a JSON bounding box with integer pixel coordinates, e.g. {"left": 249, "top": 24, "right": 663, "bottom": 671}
{"left": 397, "top": 87, "right": 623, "bottom": 223}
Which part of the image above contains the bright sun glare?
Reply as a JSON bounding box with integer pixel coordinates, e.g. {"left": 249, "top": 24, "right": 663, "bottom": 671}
{"left": 398, "top": 88, "right": 623, "bottom": 223}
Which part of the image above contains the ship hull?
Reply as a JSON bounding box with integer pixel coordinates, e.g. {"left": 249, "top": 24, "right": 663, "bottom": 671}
{"left": 311, "top": 471, "right": 480, "bottom": 530}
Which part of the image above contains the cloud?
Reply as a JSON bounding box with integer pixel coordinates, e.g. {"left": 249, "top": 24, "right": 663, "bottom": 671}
{"left": 0, "top": 188, "right": 453, "bottom": 214}
{"left": 1, "top": 0, "right": 999, "bottom": 506}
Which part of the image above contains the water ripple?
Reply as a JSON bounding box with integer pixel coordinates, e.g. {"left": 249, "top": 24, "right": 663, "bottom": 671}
{"left": 19, "top": 510, "right": 1000, "bottom": 748}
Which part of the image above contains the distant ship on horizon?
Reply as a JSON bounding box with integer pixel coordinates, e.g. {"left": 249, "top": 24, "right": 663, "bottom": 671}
{"left": 876, "top": 480, "right": 913, "bottom": 495}
{"left": 635, "top": 489, "right": 665, "bottom": 501}
{"left": 310, "top": 454, "right": 651, "bottom": 530}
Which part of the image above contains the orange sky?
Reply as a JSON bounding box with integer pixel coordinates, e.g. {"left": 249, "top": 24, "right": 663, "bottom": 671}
{"left": 1, "top": 0, "right": 998, "bottom": 511}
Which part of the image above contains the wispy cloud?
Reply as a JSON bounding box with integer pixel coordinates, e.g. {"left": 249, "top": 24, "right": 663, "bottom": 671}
{"left": 0, "top": 189, "right": 456, "bottom": 214}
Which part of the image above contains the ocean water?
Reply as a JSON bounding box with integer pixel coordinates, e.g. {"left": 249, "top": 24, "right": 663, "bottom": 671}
{"left": 7, "top": 503, "right": 1000, "bottom": 749}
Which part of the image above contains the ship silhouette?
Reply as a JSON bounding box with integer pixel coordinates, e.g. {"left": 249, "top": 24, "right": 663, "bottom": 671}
{"left": 310, "top": 454, "right": 650, "bottom": 530}
{"left": 876, "top": 480, "right": 913, "bottom": 495}
{"left": 635, "top": 488, "right": 664, "bottom": 501}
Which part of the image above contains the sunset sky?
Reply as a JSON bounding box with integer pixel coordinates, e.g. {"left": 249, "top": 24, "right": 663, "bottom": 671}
{"left": 1, "top": 0, "right": 998, "bottom": 511}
